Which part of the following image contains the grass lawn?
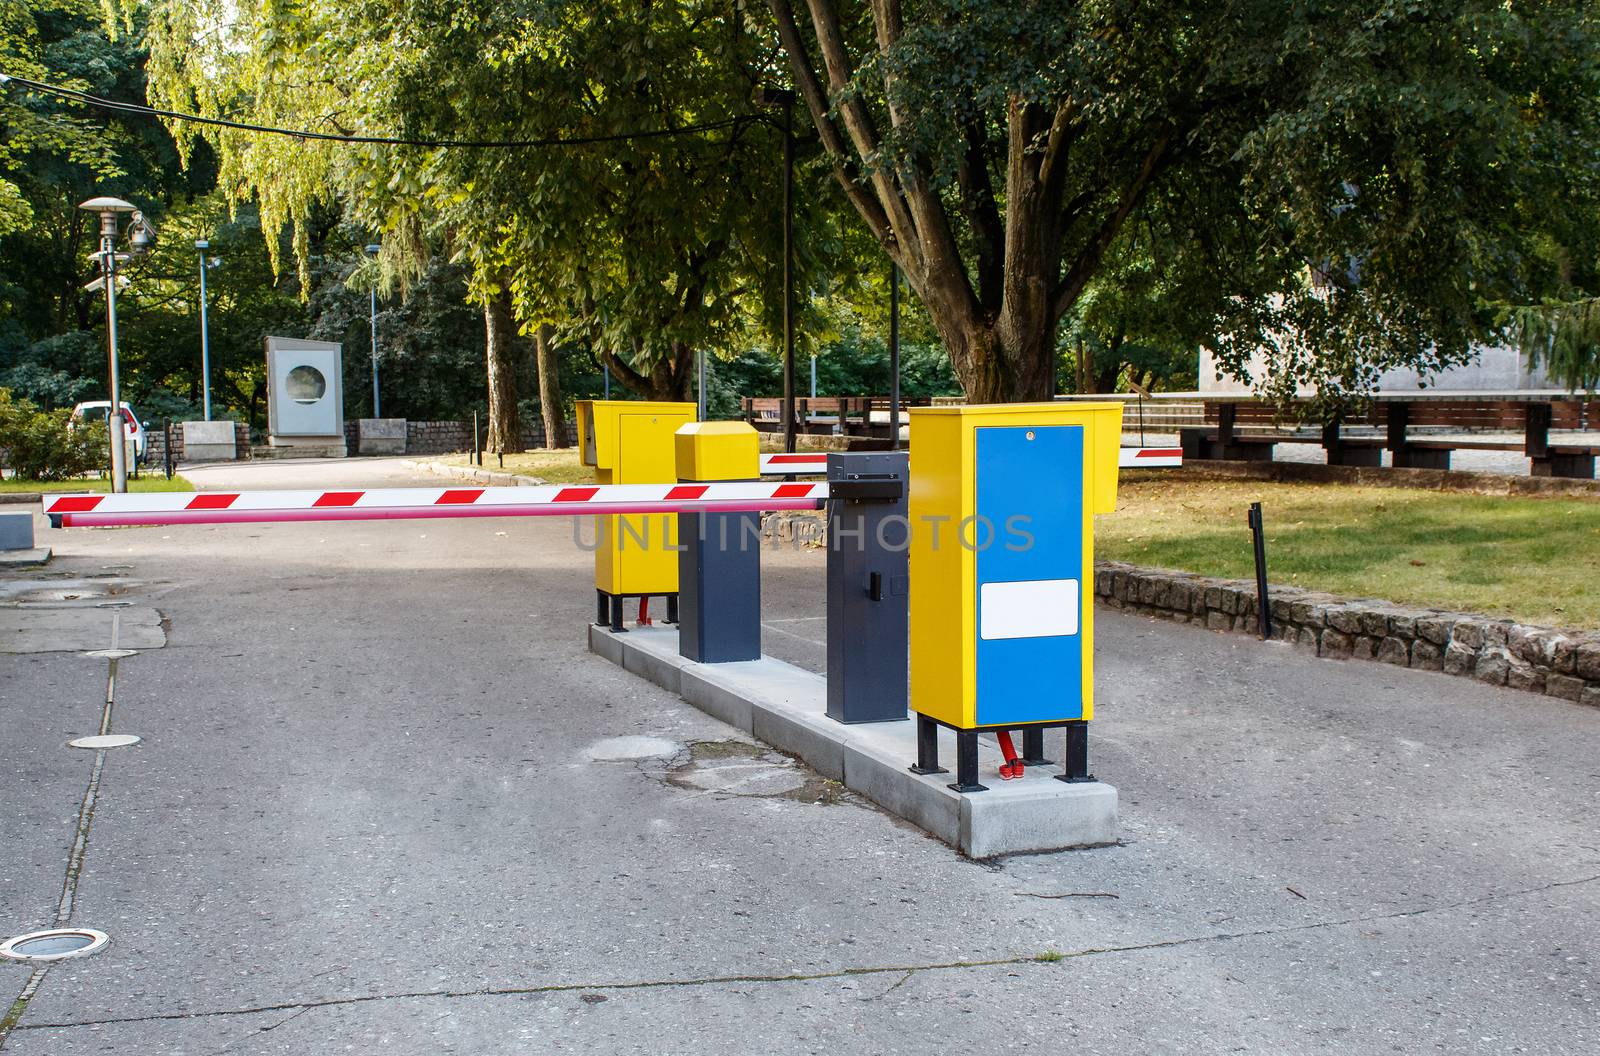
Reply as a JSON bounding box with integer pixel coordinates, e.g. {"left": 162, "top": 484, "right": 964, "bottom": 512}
{"left": 0, "top": 474, "right": 194, "bottom": 494}
{"left": 436, "top": 449, "right": 593, "bottom": 483}
{"left": 1101, "top": 473, "right": 1600, "bottom": 629}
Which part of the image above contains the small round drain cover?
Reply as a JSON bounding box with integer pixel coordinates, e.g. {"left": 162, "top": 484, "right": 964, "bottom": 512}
{"left": 69, "top": 734, "right": 141, "bottom": 750}
{"left": 0, "top": 928, "right": 110, "bottom": 962}
{"left": 83, "top": 649, "right": 138, "bottom": 660}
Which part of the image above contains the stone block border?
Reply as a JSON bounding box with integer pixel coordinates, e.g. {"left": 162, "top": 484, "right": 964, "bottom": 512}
{"left": 1096, "top": 561, "right": 1600, "bottom": 708}
{"left": 401, "top": 460, "right": 547, "bottom": 488}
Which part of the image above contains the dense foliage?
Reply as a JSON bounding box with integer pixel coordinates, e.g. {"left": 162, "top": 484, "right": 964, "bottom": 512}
{"left": 0, "top": 386, "right": 107, "bottom": 479}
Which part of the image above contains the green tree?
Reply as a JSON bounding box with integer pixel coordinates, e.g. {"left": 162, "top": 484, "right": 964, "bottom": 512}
{"left": 768, "top": 0, "right": 1600, "bottom": 403}
{"left": 143, "top": 0, "right": 838, "bottom": 446}
{"left": 1, "top": 0, "right": 209, "bottom": 382}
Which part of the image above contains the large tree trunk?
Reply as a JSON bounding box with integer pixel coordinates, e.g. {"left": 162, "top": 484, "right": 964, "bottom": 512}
{"left": 483, "top": 288, "right": 524, "bottom": 453}
{"left": 533, "top": 323, "right": 568, "bottom": 448}
{"left": 597, "top": 341, "right": 695, "bottom": 402}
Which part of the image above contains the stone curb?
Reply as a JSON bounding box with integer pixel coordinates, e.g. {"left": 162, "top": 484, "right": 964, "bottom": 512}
{"left": 400, "top": 460, "right": 548, "bottom": 488}
{"left": 1096, "top": 561, "right": 1600, "bottom": 708}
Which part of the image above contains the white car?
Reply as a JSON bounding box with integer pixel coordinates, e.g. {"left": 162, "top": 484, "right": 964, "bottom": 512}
{"left": 70, "top": 401, "right": 148, "bottom": 462}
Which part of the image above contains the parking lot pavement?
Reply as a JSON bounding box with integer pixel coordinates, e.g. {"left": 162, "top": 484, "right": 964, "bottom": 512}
{"left": 2, "top": 460, "right": 1596, "bottom": 1053}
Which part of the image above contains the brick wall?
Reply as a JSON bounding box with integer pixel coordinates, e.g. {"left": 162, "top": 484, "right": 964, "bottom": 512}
{"left": 400, "top": 419, "right": 577, "bottom": 455}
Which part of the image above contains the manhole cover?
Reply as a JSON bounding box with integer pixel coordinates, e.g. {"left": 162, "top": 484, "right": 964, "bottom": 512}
{"left": 0, "top": 928, "right": 110, "bottom": 962}
{"left": 69, "top": 734, "right": 141, "bottom": 750}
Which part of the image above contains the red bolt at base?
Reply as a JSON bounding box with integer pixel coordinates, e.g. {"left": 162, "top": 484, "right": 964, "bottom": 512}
{"left": 996, "top": 731, "right": 1024, "bottom": 780}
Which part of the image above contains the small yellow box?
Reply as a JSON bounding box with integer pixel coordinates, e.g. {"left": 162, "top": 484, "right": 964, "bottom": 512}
{"left": 576, "top": 400, "right": 697, "bottom": 596}
{"left": 908, "top": 402, "right": 1122, "bottom": 730}
{"left": 675, "top": 421, "right": 759, "bottom": 482}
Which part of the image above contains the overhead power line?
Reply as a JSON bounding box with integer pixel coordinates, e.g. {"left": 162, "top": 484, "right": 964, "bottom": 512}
{"left": 0, "top": 71, "right": 755, "bottom": 148}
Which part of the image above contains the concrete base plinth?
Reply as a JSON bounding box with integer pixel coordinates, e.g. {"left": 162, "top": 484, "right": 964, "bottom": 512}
{"left": 0, "top": 547, "right": 50, "bottom": 567}
{"left": 588, "top": 624, "right": 1118, "bottom": 857}
{"left": 256, "top": 441, "right": 347, "bottom": 459}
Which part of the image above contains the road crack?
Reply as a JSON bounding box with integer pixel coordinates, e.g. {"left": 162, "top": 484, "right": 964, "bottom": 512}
{"left": 17, "top": 869, "right": 1600, "bottom": 1035}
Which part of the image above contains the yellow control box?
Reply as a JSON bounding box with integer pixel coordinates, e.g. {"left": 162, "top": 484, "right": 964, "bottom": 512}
{"left": 908, "top": 403, "right": 1123, "bottom": 730}
{"left": 674, "top": 421, "right": 759, "bottom": 481}
{"left": 577, "top": 400, "right": 697, "bottom": 596}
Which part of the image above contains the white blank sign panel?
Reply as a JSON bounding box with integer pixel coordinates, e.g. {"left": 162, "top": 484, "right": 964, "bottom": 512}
{"left": 979, "top": 579, "right": 1080, "bottom": 640}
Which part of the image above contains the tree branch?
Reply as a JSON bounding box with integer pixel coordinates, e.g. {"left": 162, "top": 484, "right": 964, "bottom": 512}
{"left": 1051, "top": 128, "right": 1175, "bottom": 323}
{"left": 797, "top": 0, "right": 923, "bottom": 268}
{"left": 767, "top": 0, "right": 896, "bottom": 253}
{"left": 957, "top": 116, "right": 1005, "bottom": 315}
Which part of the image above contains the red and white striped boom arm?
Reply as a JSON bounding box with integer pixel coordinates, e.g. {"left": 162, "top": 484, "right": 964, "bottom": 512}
{"left": 46, "top": 482, "right": 828, "bottom": 528}
{"left": 47, "top": 447, "right": 1179, "bottom": 528}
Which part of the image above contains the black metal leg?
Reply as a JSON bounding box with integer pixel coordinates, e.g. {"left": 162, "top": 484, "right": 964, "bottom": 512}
{"left": 597, "top": 589, "right": 609, "bottom": 627}
{"left": 665, "top": 592, "right": 679, "bottom": 625}
{"left": 1056, "top": 721, "right": 1094, "bottom": 783}
{"left": 609, "top": 594, "right": 626, "bottom": 633}
{"left": 909, "top": 714, "right": 947, "bottom": 776}
{"left": 949, "top": 730, "right": 988, "bottom": 793}
{"left": 1022, "top": 728, "right": 1053, "bottom": 767}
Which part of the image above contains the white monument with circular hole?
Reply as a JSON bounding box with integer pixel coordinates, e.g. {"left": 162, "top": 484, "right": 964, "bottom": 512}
{"left": 265, "top": 336, "right": 345, "bottom": 456}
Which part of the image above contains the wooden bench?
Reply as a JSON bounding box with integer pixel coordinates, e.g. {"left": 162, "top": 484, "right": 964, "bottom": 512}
{"left": 1182, "top": 396, "right": 1598, "bottom": 478}
{"left": 741, "top": 396, "right": 928, "bottom": 439}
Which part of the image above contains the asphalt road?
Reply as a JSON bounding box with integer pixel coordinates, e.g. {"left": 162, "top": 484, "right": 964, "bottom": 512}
{"left": 1, "top": 457, "right": 1596, "bottom": 1054}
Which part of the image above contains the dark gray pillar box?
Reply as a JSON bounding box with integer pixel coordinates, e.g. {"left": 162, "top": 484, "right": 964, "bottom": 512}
{"left": 677, "top": 511, "right": 763, "bottom": 663}
{"left": 826, "top": 452, "right": 909, "bottom": 723}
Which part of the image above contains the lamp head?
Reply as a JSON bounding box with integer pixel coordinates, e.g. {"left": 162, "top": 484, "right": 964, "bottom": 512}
{"left": 195, "top": 239, "right": 210, "bottom": 250}
{"left": 364, "top": 243, "right": 381, "bottom": 257}
{"left": 78, "top": 196, "right": 137, "bottom": 213}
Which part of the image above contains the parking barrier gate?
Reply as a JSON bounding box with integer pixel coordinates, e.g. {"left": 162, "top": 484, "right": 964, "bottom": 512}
{"left": 44, "top": 481, "right": 829, "bottom": 528}
{"left": 49, "top": 409, "right": 1175, "bottom": 791}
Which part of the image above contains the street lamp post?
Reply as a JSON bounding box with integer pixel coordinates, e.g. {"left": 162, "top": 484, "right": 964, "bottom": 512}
{"left": 889, "top": 265, "right": 901, "bottom": 451}
{"left": 755, "top": 87, "right": 797, "bottom": 452}
{"left": 78, "top": 196, "right": 151, "bottom": 493}
{"left": 195, "top": 239, "right": 216, "bottom": 421}
{"left": 365, "top": 243, "right": 381, "bottom": 417}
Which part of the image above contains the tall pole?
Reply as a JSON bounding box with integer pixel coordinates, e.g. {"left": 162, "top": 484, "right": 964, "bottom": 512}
{"left": 369, "top": 288, "right": 380, "bottom": 417}
{"left": 197, "top": 245, "right": 212, "bottom": 421}
{"left": 698, "top": 350, "right": 708, "bottom": 420}
{"left": 781, "top": 97, "right": 796, "bottom": 453}
{"left": 101, "top": 233, "right": 128, "bottom": 492}
{"left": 365, "top": 243, "right": 381, "bottom": 417}
{"left": 889, "top": 264, "right": 901, "bottom": 451}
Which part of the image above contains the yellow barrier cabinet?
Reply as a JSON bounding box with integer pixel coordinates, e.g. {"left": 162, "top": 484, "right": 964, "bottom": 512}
{"left": 908, "top": 403, "right": 1122, "bottom": 787}
{"left": 673, "top": 421, "right": 759, "bottom": 483}
{"left": 577, "top": 400, "right": 697, "bottom": 628}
